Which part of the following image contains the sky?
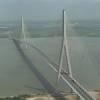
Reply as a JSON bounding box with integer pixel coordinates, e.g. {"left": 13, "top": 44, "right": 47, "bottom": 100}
{"left": 0, "top": 0, "right": 100, "bottom": 21}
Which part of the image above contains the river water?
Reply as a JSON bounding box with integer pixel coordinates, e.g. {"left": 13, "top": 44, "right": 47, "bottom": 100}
{"left": 0, "top": 37, "right": 100, "bottom": 96}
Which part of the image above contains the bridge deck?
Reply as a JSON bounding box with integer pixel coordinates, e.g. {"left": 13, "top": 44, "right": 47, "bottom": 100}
{"left": 12, "top": 38, "right": 67, "bottom": 100}
{"left": 16, "top": 39, "right": 95, "bottom": 100}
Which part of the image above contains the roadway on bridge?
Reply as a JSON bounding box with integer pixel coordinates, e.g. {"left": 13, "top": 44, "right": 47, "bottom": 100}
{"left": 12, "top": 38, "right": 67, "bottom": 100}
{"left": 18, "top": 37, "right": 98, "bottom": 100}
{"left": 0, "top": 37, "right": 100, "bottom": 98}
{"left": 14, "top": 38, "right": 95, "bottom": 100}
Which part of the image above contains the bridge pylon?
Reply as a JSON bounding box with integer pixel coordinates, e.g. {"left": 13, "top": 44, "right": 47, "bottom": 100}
{"left": 57, "top": 10, "right": 72, "bottom": 83}
{"left": 21, "top": 16, "right": 28, "bottom": 48}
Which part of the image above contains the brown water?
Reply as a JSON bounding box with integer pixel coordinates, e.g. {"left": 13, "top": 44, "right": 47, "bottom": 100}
{"left": 0, "top": 37, "right": 100, "bottom": 96}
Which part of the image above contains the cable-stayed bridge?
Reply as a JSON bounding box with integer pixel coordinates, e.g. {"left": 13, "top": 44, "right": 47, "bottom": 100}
{"left": 9, "top": 10, "right": 96, "bottom": 100}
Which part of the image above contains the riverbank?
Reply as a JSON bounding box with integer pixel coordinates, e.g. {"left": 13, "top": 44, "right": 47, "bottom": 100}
{"left": 0, "top": 90, "right": 99, "bottom": 100}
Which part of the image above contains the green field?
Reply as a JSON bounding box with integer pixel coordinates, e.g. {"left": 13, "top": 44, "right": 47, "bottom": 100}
{"left": 0, "top": 20, "right": 100, "bottom": 38}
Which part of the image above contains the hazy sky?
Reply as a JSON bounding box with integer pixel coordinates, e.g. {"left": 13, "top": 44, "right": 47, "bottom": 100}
{"left": 0, "top": 0, "right": 100, "bottom": 21}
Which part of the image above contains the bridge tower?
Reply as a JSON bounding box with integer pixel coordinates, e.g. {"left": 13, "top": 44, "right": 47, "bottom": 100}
{"left": 21, "top": 16, "right": 29, "bottom": 48}
{"left": 21, "top": 16, "right": 26, "bottom": 41}
{"left": 57, "top": 10, "right": 72, "bottom": 82}
{"left": 57, "top": 10, "right": 95, "bottom": 100}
